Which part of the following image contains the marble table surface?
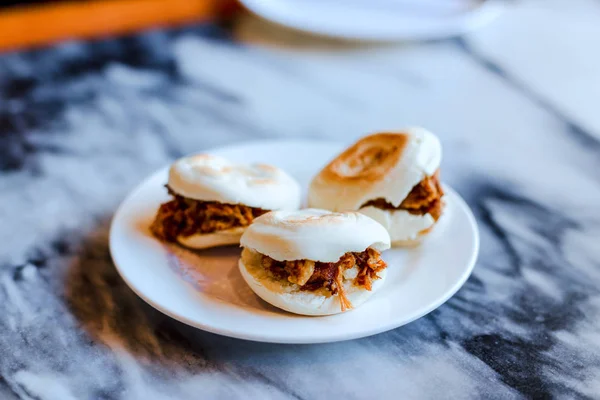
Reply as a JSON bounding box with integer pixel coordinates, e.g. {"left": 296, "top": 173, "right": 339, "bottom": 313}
{"left": 1, "top": 0, "right": 600, "bottom": 398}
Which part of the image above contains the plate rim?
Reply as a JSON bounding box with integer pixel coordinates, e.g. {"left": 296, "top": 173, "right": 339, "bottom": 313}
{"left": 109, "top": 139, "right": 480, "bottom": 343}
{"left": 239, "top": 0, "right": 506, "bottom": 41}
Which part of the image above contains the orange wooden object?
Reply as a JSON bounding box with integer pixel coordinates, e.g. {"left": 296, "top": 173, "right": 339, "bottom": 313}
{"left": 0, "top": 0, "right": 225, "bottom": 52}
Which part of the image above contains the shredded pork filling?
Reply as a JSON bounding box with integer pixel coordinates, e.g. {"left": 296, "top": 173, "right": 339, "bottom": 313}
{"left": 361, "top": 170, "right": 444, "bottom": 221}
{"left": 151, "top": 186, "right": 268, "bottom": 242}
{"left": 260, "top": 248, "right": 387, "bottom": 311}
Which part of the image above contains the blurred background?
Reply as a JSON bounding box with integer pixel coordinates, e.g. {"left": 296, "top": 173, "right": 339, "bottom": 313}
{"left": 0, "top": 0, "right": 505, "bottom": 51}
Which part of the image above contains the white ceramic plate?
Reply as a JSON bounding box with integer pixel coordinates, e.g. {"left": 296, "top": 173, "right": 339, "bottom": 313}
{"left": 110, "top": 140, "right": 479, "bottom": 343}
{"left": 239, "top": 0, "right": 505, "bottom": 41}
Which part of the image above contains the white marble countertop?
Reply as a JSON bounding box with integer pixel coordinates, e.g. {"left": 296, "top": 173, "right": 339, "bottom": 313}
{"left": 1, "top": 0, "right": 599, "bottom": 398}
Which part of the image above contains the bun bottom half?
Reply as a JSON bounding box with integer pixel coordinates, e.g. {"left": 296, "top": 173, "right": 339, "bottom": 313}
{"left": 359, "top": 206, "right": 440, "bottom": 247}
{"left": 176, "top": 227, "right": 246, "bottom": 250}
{"left": 238, "top": 249, "right": 387, "bottom": 316}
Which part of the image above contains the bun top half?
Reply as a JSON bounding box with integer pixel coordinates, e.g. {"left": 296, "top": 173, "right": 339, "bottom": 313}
{"left": 168, "top": 154, "right": 301, "bottom": 210}
{"left": 308, "top": 127, "right": 441, "bottom": 210}
{"left": 240, "top": 209, "right": 391, "bottom": 263}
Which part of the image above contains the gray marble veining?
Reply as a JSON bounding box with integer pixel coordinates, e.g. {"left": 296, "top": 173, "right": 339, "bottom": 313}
{"left": 1, "top": 0, "right": 600, "bottom": 398}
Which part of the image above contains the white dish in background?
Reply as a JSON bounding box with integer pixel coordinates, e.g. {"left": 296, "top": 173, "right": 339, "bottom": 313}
{"left": 239, "top": 0, "right": 505, "bottom": 41}
{"left": 109, "top": 140, "right": 479, "bottom": 344}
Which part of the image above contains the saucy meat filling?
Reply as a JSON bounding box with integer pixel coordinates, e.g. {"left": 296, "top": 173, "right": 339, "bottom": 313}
{"left": 362, "top": 171, "right": 443, "bottom": 221}
{"left": 260, "top": 248, "right": 387, "bottom": 311}
{"left": 152, "top": 186, "right": 268, "bottom": 242}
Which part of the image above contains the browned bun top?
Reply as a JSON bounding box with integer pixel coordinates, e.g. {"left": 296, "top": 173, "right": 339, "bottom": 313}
{"left": 320, "top": 133, "right": 409, "bottom": 186}
{"left": 309, "top": 127, "right": 442, "bottom": 211}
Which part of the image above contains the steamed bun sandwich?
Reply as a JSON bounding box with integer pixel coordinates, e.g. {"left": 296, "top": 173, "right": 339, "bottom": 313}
{"left": 239, "top": 209, "right": 391, "bottom": 315}
{"left": 308, "top": 128, "right": 444, "bottom": 246}
{"left": 151, "top": 154, "right": 301, "bottom": 249}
